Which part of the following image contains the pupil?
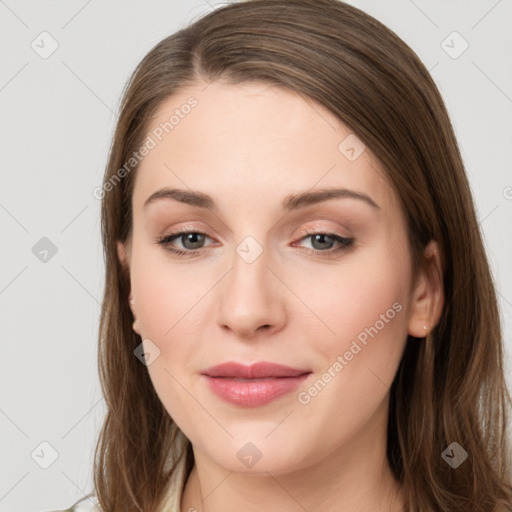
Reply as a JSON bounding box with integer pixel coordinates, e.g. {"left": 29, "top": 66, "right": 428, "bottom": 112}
{"left": 312, "top": 234, "right": 333, "bottom": 250}
{"left": 184, "top": 233, "right": 204, "bottom": 249}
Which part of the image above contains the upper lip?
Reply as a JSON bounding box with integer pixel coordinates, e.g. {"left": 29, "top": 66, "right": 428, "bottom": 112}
{"left": 202, "top": 361, "right": 311, "bottom": 379}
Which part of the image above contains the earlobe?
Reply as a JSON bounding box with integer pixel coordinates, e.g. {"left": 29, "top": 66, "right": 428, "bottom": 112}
{"left": 132, "top": 318, "right": 141, "bottom": 336}
{"left": 407, "top": 240, "right": 444, "bottom": 338}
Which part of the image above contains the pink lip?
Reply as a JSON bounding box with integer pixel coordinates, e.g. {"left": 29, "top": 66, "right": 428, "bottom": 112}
{"left": 202, "top": 361, "right": 310, "bottom": 379}
{"left": 201, "top": 361, "right": 312, "bottom": 407}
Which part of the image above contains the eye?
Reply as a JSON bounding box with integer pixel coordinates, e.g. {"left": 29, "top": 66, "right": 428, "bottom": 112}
{"left": 294, "top": 231, "right": 354, "bottom": 255}
{"left": 154, "top": 229, "right": 354, "bottom": 258}
{"left": 155, "top": 230, "right": 214, "bottom": 257}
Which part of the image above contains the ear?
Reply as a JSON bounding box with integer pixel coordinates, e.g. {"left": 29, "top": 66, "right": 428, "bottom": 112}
{"left": 407, "top": 240, "right": 444, "bottom": 337}
{"left": 117, "top": 241, "right": 136, "bottom": 317}
{"left": 117, "top": 240, "right": 129, "bottom": 270}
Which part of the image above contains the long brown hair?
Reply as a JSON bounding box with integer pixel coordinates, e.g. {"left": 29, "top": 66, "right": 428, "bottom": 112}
{"left": 89, "top": 0, "right": 512, "bottom": 510}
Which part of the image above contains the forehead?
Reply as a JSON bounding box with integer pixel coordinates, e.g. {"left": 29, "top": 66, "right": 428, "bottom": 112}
{"left": 132, "top": 80, "right": 400, "bottom": 219}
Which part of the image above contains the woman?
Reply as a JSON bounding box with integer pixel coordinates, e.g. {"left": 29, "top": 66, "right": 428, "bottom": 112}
{"left": 47, "top": 0, "right": 512, "bottom": 510}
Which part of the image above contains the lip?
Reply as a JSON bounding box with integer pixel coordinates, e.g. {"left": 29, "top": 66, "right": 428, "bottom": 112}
{"left": 201, "top": 361, "right": 312, "bottom": 407}
{"left": 202, "top": 361, "right": 310, "bottom": 378}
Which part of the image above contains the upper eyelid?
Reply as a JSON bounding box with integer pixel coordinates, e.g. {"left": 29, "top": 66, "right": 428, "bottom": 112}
{"left": 162, "top": 219, "right": 352, "bottom": 238}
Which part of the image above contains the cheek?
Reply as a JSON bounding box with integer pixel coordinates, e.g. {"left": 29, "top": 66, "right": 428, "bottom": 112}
{"left": 129, "top": 245, "right": 221, "bottom": 399}
{"left": 296, "top": 241, "right": 411, "bottom": 381}
{"left": 129, "top": 252, "right": 208, "bottom": 427}
{"left": 130, "top": 240, "right": 211, "bottom": 337}
{"left": 308, "top": 240, "right": 407, "bottom": 310}
{"left": 290, "top": 247, "right": 410, "bottom": 452}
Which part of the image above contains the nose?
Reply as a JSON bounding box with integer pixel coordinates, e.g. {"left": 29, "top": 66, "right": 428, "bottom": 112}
{"left": 216, "top": 248, "right": 286, "bottom": 340}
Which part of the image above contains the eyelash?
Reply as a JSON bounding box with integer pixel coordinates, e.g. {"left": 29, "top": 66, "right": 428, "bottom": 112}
{"left": 155, "top": 228, "right": 355, "bottom": 259}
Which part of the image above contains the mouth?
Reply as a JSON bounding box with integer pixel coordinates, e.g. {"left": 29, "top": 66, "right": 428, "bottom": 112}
{"left": 201, "top": 361, "right": 312, "bottom": 407}
{"left": 201, "top": 361, "right": 311, "bottom": 379}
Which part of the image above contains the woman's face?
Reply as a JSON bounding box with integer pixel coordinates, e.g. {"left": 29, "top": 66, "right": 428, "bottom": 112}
{"left": 118, "top": 80, "right": 423, "bottom": 475}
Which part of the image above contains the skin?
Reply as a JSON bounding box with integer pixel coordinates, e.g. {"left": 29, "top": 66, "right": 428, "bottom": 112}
{"left": 117, "top": 79, "right": 444, "bottom": 512}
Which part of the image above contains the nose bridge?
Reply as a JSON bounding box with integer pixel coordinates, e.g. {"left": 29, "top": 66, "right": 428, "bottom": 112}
{"left": 231, "top": 239, "right": 270, "bottom": 294}
{"left": 216, "top": 236, "right": 285, "bottom": 337}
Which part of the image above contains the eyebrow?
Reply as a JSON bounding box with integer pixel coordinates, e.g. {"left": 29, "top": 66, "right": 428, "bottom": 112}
{"left": 143, "top": 187, "right": 380, "bottom": 212}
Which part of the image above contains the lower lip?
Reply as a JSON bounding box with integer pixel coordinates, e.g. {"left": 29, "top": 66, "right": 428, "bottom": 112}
{"left": 203, "top": 374, "right": 311, "bottom": 407}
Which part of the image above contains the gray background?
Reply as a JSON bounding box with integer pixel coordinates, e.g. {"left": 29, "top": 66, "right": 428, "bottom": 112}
{"left": 0, "top": 0, "right": 511, "bottom": 510}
